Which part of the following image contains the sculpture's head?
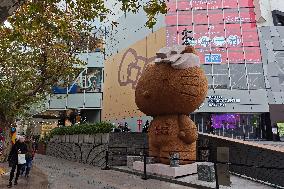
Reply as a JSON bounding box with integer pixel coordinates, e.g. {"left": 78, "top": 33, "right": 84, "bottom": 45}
{"left": 135, "top": 45, "right": 208, "bottom": 116}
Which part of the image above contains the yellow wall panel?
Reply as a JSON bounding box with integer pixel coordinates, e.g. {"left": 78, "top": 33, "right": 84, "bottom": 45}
{"left": 103, "top": 28, "right": 166, "bottom": 121}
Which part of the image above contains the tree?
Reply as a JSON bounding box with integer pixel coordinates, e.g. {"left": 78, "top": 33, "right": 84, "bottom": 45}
{"left": 0, "top": 0, "right": 26, "bottom": 23}
{"left": 0, "top": 0, "right": 167, "bottom": 161}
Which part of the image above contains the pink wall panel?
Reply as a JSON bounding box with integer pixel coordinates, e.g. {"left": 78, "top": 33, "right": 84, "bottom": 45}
{"left": 165, "top": 0, "right": 262, "bottom": 64}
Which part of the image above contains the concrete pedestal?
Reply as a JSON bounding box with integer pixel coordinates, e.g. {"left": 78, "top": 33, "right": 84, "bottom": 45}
{"left": 197, "top": 162, "right": 215, "bottom": 182}
{"left": 133, "top": 161, "right": 197, "bottom": 178}
{"left": 127, "top": 156, "right": 142, "bottom": 169}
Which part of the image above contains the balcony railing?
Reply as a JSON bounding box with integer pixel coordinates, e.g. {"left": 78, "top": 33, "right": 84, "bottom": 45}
{"left": 47, "top": 93, "right": 103, "bottom": 110}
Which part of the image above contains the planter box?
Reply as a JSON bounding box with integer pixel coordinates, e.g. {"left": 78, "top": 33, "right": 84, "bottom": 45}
{"left": 65, "top": 135, "right": 70, "bottom": 143}
{"left": 60, "top": 135, "right": 66, "bottom": 143}
{"left": 84, "top": 135, "right": 95, "bottom": 144}
{"left": 95, "top": 133, "right": 102, "bottom": 144}
{"left": 53, "top": 135, "right": 60, "bottom": 143}
{"left": 101, "top": 133, "right": 110, "bottom": 144}
{"left": 70, "top": 135, "right": 79, "bottom": 143}
{"left": 78, "top": 134, "right": 84, "bottom": 144}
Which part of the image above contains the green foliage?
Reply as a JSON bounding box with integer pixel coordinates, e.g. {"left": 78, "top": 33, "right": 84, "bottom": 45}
{"left": 0, "top": 0, "right": 167, "bottom": 126}
{"left": 144, "top": 0, "right": 168, "bottom": 28}
{"left": 49, "top": 122, "right": 114, "bottom": 137}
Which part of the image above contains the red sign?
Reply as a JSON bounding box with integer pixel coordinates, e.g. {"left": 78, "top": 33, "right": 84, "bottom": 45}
{"left": 166, "top": 0, "right": 261, "bottom": 64}
{"left": 137, "top": 119, "right": 142, "bottom": 125}
{"left": 137, "top": 119, "right": 143, "bottom": 132}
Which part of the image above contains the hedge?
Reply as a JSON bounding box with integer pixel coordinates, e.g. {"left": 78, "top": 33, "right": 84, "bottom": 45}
{"left": 49, "top": 122, "right": 114, "bottom": 137}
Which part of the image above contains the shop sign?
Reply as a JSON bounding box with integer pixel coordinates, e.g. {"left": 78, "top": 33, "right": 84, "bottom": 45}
{"left": 137, "top": 119, "right": 143, "bottom": 132}
{"left": 205, "top": 54, "right": 222, "bottom": 64}
{"left": 198, "top": 36, "right": 211, "bottom": 47}
{"left": 272, "top": 128, "right": 278, "bottom": 134}
{"left": 208, "top": 95, "right": 240, "bottom": 107}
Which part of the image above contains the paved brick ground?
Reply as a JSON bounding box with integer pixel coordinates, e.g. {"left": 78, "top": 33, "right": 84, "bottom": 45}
{"left": 0, "top": 154, "right": 276, "bottom": 189}
{"left": 0, "top": 163, "right": 48, "bottom": 189}
{"left": 34, "top": 155, "right": 194, "bottom": 189}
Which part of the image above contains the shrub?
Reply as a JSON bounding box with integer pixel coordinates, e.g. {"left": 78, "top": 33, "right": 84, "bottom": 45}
{"left": 49, "top": 122, "right": 114, "bottom": 138}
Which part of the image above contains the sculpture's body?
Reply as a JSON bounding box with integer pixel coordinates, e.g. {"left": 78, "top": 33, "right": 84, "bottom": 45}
{"left": 135, "top": 46, "right": 208, "bottom": 164}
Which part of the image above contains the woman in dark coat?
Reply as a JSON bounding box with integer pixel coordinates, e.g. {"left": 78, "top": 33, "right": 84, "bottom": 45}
{"left": 7, "top": 136, "right": 27, "bottom": 188}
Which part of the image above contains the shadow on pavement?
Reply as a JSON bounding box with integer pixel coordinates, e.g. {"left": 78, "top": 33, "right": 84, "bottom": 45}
{"left": 0, "top": 167, "right": 48, "bottom": 189}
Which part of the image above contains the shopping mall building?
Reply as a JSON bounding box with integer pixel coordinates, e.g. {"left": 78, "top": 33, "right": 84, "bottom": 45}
{"left": 101, "top": 0, "right": 284, "bottom": 140}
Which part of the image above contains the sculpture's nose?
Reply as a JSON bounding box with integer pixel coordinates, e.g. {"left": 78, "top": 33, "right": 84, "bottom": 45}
{"left": 143, "top": 91, "right": 150, "bottom": 99}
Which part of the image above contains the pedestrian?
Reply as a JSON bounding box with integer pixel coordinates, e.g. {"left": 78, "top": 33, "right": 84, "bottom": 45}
{"left": 21, "top": 136, "right": 34, "bottom": 178}
{"left": 142, "top": 120, "right": 150, "bottom": 133}
{"left": 7, "top": 135, "right": 28, "bottom": 188}
{"left": 122, "top": 122, "right": 130, "bottom": 132}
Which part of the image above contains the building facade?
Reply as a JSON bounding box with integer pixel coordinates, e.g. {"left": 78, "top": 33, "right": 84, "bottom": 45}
{"left": 39, "top": 24, "right": 107, "bottom": 125}
{"left": 46, "top": 51, "right": 104, "bottom": 124}
{"left": 102, "top": 0, "right": 284, "bottom": 140}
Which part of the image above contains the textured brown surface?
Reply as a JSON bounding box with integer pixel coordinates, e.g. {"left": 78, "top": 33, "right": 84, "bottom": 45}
{"left": 135, "top": 63, "right": 208, "bottom": 115}
{"left": 135, "top": 52, "right": 208, "bottom": 164}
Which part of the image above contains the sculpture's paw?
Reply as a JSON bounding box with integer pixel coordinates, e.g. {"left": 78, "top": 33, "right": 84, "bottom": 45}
{"left": 178, "top": 131, "right": 186, "bottom": 138}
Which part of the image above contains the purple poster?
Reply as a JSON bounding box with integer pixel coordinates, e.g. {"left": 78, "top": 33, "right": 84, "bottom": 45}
{"left": 211, "top": 114, "right": 240, "bottom": 129}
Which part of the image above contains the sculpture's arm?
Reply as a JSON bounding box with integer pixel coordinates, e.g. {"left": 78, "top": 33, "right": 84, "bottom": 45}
{"left": 177, "top": 114, "right": 198, "bottom": 144}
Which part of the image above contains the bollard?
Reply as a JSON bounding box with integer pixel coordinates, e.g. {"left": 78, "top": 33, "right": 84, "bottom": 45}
{"left": 169, "top": 152, "right": 180, "bottom": 167}
{"left": 214, "top": 162, "right": 219, "bottom": 189}
{"left": 141, "top": 152, "right": 148, "bottom": 180}
{"left": 101, "top": 150, "right": 110, "bottom": 170}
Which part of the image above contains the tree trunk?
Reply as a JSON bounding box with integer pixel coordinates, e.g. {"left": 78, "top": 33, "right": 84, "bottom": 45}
{"left": 0, "top": 121, "right": 12, "bottom": 163}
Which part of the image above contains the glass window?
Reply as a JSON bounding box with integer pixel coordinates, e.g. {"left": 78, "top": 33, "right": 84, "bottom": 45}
{"left": 207, "top": 0, "right": 223, "bottom": 10}
{"left": 223, "top": 0, "right": 238, "bottom": 9}
{"left": 227, "top": 48, "right": 244, "bottom": 64}
{"left": 166, "top": 14, "right": 177, "bottom": 26}
{"left": 230, "top": 64, "right": 248, "bottom": 89}
{"left": 178, "top": 12, "right": 193, "bottom": 26}
{"left": 191, "top": 0, "right": 207, "bottom": 10}
{"left": 208, "top": 9, "right": 224, "bottom": 25}
{"left": 240, "top": 8, "right": 256, "bottom": 23}
{"left": 193, "top": 10, "right": 208, "bottom": 24}
{"left": 239, "top": 0, "right": 255, "bottom": 8}
{"left": 244, "top": 47, "right": 262, "bottom": 63}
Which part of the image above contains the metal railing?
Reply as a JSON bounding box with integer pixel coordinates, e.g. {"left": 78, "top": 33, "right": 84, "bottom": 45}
{"left": 101, "top": 146, "right": 284, "bottom": 189}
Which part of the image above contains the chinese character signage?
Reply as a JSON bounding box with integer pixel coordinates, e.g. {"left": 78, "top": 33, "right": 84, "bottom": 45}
{"left": 166, "top": 0, "right": 261, "bottom": 64}
{"left": 208, "top": 96, "right": 240, "bottom": 107}
{"left": 205, "top": 54, "right": 222, "bottom": 64}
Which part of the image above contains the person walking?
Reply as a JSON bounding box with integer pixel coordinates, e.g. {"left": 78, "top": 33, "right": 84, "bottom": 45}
{"left": 142, "top": 120, "right": 150, "bottom": 133}
{"left": 7, "top": 136, "right": 27, "bottom": 188}
{"left": 21, "top": 136, "right": 34, "bottom": 178}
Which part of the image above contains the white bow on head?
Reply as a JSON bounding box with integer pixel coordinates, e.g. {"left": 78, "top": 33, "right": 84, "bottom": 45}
{"left": 155, "top": 45, "right": 200, "bottom": 69}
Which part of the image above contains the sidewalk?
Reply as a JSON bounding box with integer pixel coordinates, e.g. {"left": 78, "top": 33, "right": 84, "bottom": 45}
{"left": 1, "top": 154, "right": 276, "bottom": 189}
{"left": 34, "top": 154, "right": 194, "bottom": 189}
{"left": 0, "top": 162, "right": 48, "bottom": 189}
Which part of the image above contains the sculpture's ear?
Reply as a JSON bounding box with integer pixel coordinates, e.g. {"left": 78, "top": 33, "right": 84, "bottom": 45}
{"left": 145, "top": 63, "right": 155, "bottom": 70}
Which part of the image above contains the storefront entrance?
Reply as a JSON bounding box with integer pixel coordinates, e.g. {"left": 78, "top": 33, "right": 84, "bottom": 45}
{"left": 192, "top": 113, "right": 268, "bottom": 140}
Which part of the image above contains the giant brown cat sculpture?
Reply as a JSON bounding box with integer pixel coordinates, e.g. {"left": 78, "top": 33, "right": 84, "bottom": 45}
{"left": 135, "top": 45, "right": 208, "bottom": 164}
